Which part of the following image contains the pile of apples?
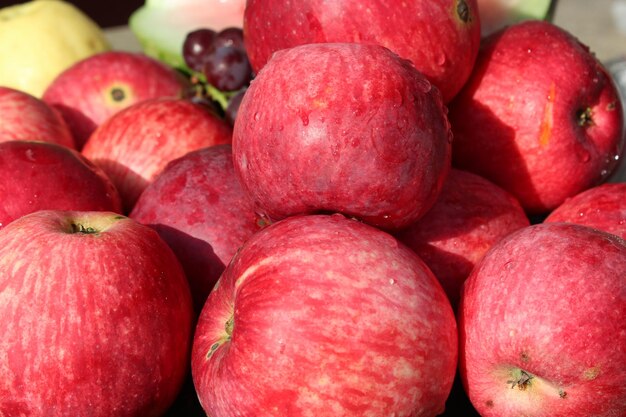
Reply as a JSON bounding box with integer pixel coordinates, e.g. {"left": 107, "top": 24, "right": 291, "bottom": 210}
{"left": 0, "top": 0, "right": 625, "bottom": 416}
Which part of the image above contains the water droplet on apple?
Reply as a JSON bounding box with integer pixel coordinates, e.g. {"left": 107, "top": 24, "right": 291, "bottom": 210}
{"left": 254, "top": 112, "right": 261, "bottom": 121}
{"left": 526, "top": 48, "right": 532, "bottom": 54}
{"left": 578, "top": 211, "right": 585, "bottom": 217}
{"left": 25, "top": 149, "right": 35, "bottom": 162}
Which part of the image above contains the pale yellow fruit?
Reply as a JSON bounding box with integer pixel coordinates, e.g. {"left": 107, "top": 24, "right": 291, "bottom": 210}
{"left": 0, "top": 0, "right": 111, "bottom": 97}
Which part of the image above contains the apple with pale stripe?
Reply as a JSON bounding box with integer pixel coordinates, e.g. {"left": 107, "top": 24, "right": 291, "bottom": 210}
{"left": 448, "top": 20, "right": 624, "bottom": 215}
{"left": 459, "top": 222, "right": 626, "bottom": 416}
{"left": 0, "top": 210, "right": 194, "bottom": 417}
{"left": 192, "top": 214, "right": 458, "bottom": 417}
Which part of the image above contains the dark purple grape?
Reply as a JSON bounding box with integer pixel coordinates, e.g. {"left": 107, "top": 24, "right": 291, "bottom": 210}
{"left": 182, "top": 28, "right": 217, "bottom": 71}
{"left": 203, "top": 46, "right": 253, "bottom": 92}
{"left": 213, "top": 27, "right": 245, "bottom": 51}
{"left": 225, "top": 88, "right": 247, "bottom": 126}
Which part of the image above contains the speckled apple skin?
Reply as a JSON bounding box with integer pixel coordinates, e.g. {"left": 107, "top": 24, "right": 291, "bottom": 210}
{"left": 0, "top": 140, "right": 122, "bottom": 230}
{"left": 192, "top": 214, "right": 458, "bottom": 417}
{"left": 82, "top": 97, "right": 233, "bottom": 213}
{"left": 131, "top": 144, "right": 262, "bottom": 313}
{"left": 0, "top": 86, "right": 74, "bottom": 148}
{"left": 43, "top": 51, "right": 188, "bottom": 150}
{"left": 449, "top": 20, "right": 624, "bottom": 215}
{"left": 544, "top": 182, "right": 626, "bottom": 240}
{"left": 233, "top": 43, "right": 452, "bottom": 230}
{"left": 459, "top": 222, "right": 626, "bottom": 417}
{"left": 0, "top": 210, "right": 194, "bottom": 417}
{"left": 244, "top": 0, "right": 481, "bottom": 102}
{"left": 395, "top": 168, "right": 529, "bottom": 308}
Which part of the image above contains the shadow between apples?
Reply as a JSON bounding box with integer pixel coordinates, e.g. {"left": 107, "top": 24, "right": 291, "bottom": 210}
{"left": 449, "top": 31, "right": 540, "bottom": 221}
{"left": 148, "top": 223, "right": 226, "bottom": 315}
{"left": 52, "top": 103, "right": 98, "bottom": 150}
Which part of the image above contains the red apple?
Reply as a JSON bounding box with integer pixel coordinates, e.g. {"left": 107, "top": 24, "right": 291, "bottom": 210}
{"left": 459, "top": 222, "right": 626, "bottom": 417}
{"left": 0, "top": 210, "right": 194, "bottom": 417}
{"left": 233, "top": 42, "right": 452, "bottom": 230}
{"left": 0, "top": 140, "right": 122, "bottom": 230}
{"left": 544, "top": 182, "right": 626, "bottom": 239}
{"left": 82, "top": 97, "right": 233, "bottom": 213}
{"left": 448, "top": 20, "right": 625, "bottom": 215}
{"left": 0, "top": 86, "right": 74, "bottom": 148}
{"left": 395, "top": 168, "right": 529, "bottom": 308}
{"left": 42, "top": 51, "right": 189, "bottom": 149}
{"left": 130, "top": 144, "right": 262, "bottom": 313}
{"left": 243, "top": 0, "right": 481, "bottom": 102}
{"left": 192, "top": 214, "right": 458, "bottom": 417}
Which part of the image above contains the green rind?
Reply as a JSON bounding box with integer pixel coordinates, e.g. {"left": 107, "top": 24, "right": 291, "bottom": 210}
{"left": 128, "top": 6, "right": 187, "bottom": 70}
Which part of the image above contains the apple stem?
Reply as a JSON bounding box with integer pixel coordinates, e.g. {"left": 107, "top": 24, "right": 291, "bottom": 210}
{"left": 457, "top": 0, "right": 470, "bottom": 23}
{"left": 70, "top": 223, "right": 98, "bottom": 234}
{"left": 577, "top": 107, "right": 594, "bottom": 127}
{"left": 225, "top": 315, "right": 234, "bottom": 337}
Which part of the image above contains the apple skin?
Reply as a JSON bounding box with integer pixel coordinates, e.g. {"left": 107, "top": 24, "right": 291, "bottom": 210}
{"left": 458, "top": 222, "right": 626, "bottom": 417}
{"left": 448, "top": 20, "right": 625, "bottom": 215}
{"left": 395, "top": 168, "right": 529, "bottom": 308}
{"left": 0, "top": 86, "right": 75, "bottom": 148}
{"left": 243, "top": 0, "right": 481, "bottom": 102}
{"left": 0, "top": 210, "right": 194, "bottom": 417}
{"left": 130, "top": 144, "right": 262, "bottom": 313}
{"left": 82, "top": 97, "right": 233, "bottom": 213}
{"left": 233, "top": 42, "right": 452, "bottom": 230}
{"left": 43, "top": 51, "right": 189, "bottom": 150}
{"left": 544, "top": 182, "right": 626, "bottom": 239}
{"left": 191, "top": 214, "right": 458, "bottom": 417}
{"left": 0, "top": 140, "right": 122, "bottom": 230}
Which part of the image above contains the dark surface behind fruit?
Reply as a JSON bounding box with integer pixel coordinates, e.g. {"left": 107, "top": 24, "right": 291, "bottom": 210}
{"left": 3, "top": 0, "right": 143, "bottom": 28}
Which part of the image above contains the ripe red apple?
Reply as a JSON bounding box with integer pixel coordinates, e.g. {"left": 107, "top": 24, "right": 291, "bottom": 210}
{"left": 544, "top": 182, "right": 626, "bottom": 239}
{"left": 192, "top": 214, "right": 458, "bottom": 417}
{"left": 395, "top": 168, "right": 529, "bottom": 308}
{"left": 43, "top": 51, "right": 189, "bottom": 150}
{"left": 0, "top": 140, "right": 122, "bottom": 230}
{"left": 0, "top": 210, "right": 194, "bottom": 417}
{"left": 459, "top": 222, "right": 626, "bottom": 417}
{"left": 233, "top": 42, "right": 452, "bottom": 230}
{"left": 130, "top": 144, "right": 262, "bottom": 313}
{"left": 82, "top": 97, "right": 233, "bottom": 213}
{"left": 448, "top": 20, "right": 624, "bottom": 215}
{"left": 243, "top": 0, "right": 481, "bottom": 102}
{"left": 0, "top": 86, "right": 74, "bottom": 148}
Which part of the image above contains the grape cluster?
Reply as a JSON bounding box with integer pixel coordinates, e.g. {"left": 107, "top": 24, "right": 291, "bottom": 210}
{"left": 182, "top": 27, "right": 253, "bottom": 125}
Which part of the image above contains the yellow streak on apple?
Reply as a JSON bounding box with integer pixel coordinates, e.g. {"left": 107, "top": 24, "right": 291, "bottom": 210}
{"left": 539, "top": 82, "right": 556, "bottom": 147}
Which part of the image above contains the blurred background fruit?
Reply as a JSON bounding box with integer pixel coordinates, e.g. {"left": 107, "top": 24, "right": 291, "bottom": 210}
{"left": 0, "top": 0, "right": 111, "bottom": 97}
